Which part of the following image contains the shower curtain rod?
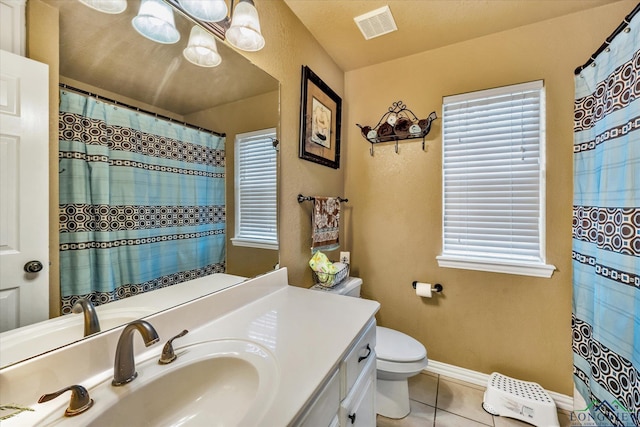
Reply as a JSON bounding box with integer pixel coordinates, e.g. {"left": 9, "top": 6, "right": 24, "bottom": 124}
{"left": 574, "top": 3, "right": 640, "bottom": 75}
{"left": 58, "top": 83, "right": 225, "bottom": 138}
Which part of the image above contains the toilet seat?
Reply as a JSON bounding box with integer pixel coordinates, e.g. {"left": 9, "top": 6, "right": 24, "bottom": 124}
{"left": 376, "top": 326, "right": 426, "bottom": 362}
{"left": 377, "top": 357, "right": 428, "bottom": 377}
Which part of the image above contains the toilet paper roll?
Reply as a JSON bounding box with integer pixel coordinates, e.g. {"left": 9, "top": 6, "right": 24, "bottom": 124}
{"left": 415, "top": 282, "right": 432, "bottom": 298}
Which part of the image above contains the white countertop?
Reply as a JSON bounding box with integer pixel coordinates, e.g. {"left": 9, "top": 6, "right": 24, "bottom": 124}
{"left": 0, "top": 268, "right": 379, "bottom": 426}
{"left": 191, "top": 284, "right": 379, "bottom": 424}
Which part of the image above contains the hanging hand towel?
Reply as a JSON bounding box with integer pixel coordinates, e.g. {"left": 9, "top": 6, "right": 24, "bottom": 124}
{"left": 311, "top": 197, "right": 340, "bottom": 253}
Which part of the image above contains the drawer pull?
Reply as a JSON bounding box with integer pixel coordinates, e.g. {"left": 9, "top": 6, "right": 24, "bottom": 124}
{"left": 348, "top": 413, "right": 356, "bottom": 424}
{"left": 357, "top": 344, "right": 372, "bottom": 363}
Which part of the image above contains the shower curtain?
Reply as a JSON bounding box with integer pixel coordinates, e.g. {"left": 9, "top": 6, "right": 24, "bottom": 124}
{"left": 572, "top": 11, "right": 639, "bottom": 427}
{"left": 58, "top": 89, "right": 226, "bottom": 314}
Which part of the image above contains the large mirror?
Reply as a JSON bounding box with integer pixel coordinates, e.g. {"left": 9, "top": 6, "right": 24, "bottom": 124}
{"left": 0, "top": 0, "right": 279, "bottom": 368}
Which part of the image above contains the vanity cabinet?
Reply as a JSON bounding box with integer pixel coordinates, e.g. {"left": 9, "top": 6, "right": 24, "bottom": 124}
{"left": 298, "top": 318, "right": 377, "bottom": 426}
{"left": 340, "top": 357, "right": 376, "bottom": 426}
{"left": 299, "top": 370, "right": 340, "bottom": 426}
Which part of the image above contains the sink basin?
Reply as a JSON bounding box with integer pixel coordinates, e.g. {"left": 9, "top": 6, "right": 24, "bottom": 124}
{"left": 38, "top": 340, "right": 278, "bottom": 426}
{"left": 0, "top": 307, "right": 156, "bottom": 367}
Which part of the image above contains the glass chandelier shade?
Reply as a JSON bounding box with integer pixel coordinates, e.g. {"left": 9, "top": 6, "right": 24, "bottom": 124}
{"left": 77, "top": 0, "right": 127, "bottom": 14}
{"left": 183, "top": 26, "right": 222, "bottom": 67}
{"left": 178, "top": 0, "right": 228, "bottom": 23}
{"left": 132, "top": 0, "right": 180, "bottom": 44}
{"left": 226, "top": 0, "right": 265, "bottom": 52}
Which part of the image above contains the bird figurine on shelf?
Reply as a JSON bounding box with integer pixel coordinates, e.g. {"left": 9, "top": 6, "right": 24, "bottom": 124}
{"left": 357, "top": 123, "right": 371, "bottom": 138}
{"left": 357, "top": 123, "right": 377, "bottom": 141}
{"left": 418, "top": 112, "right": 437, "bottom": 134}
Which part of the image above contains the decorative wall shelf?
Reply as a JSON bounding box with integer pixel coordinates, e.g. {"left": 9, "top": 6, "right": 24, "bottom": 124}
{"left": 357, "top": 101, "right": 437, "bottom": 156}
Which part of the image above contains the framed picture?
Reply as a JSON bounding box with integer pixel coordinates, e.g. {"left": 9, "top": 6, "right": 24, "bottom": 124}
{"left": 299, "top": 66, "right": 342, "bottom": 169}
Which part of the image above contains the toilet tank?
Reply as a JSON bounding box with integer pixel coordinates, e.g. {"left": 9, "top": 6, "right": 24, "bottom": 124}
{"left": 310, "top": 277, "right": 362, "bottom": 297}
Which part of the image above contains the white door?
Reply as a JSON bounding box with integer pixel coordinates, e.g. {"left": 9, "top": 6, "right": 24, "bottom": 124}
{"left": 0, "top": 49, "right": 49, "bottom": 332}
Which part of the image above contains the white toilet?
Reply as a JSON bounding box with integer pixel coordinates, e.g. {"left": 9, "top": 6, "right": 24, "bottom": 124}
{"left": 311, "top": 277, "right": 428, "bottom": 419}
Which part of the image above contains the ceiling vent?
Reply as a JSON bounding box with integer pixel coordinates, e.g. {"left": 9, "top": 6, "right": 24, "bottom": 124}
{"left": 354, "top": 5, "right": 397, "bottom": 40}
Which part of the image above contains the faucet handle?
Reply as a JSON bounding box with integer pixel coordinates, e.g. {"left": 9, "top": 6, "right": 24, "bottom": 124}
{"left": 158, "top": 329, "right": 189, "bottom": 365}
{"left": 38, "top": 385, "right": 94, "bottom": 417}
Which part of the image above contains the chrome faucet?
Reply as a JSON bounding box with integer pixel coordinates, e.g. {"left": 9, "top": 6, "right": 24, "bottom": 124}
{"left": 112, "top": 320, "right": 159, "bottom": 386}
{"left": 72, "top": 298, "right": 101, "bottom": 337}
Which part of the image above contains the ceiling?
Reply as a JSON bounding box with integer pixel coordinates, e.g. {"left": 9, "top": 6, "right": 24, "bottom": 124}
{"left": 43, "top": 0, "right": 278, "bottom": 116}
{"left": 41, "top": 0, "right": 624, "bottom": 112}
{"left": 283, "top": 0, "right": 624, "bottom": 71}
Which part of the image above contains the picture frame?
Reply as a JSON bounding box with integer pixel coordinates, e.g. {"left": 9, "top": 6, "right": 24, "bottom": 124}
{"left": 299, "top": 65, "right": 342, "bottom": 169}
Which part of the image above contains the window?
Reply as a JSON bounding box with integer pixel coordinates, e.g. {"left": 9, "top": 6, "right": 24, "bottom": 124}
{"left": 437, "top": 81, "right": 555, "bottom": 277}
{"left": 231, "top": 128, "right": 278, "bottom": 250}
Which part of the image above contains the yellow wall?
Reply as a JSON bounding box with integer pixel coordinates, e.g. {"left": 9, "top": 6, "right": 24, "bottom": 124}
{"left": 343, "top": 1, "right": 636, "bottom": 395}
{"left": 186, "top": 91, "right": 280, "bottom": 277}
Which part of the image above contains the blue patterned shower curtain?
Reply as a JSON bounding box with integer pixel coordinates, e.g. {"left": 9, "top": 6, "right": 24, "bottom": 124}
{"left": 572, "top": 11, "right": 639, "bottom": 427}
{"left": 58, "top": 90, "right": 226, "bottom": 313}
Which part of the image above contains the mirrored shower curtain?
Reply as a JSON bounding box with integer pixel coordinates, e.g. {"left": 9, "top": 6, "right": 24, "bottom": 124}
{"left": 572, "top": 9, "right": 639, "bottom": 427}
{"left": 58, "top": 89, "right": 226, "bottom": 314}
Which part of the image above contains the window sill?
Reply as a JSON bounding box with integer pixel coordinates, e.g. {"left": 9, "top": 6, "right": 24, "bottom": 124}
{"left": 231, "top": 237, "right": 278, "bottom": 251}
{"left": 436, "top": 255, "right": 555, "bottom": 278}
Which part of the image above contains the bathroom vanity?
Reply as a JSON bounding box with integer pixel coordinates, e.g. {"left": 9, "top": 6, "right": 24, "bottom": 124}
{"left": 0, "top": 268, "right": 379, "bottom": 425}
{"left": 297, "top": 318, "right": 377, "bottom": 426}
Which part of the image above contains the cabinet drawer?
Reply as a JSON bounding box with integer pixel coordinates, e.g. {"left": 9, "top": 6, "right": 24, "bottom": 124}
{"left": 340, "top": 356, "right": 376, "bottom": 427}
{"left": 341, "top": 318, "right": 376, "bottom": 397}
{"left": 299, "top": 369, "right": 340, "bottom": 426}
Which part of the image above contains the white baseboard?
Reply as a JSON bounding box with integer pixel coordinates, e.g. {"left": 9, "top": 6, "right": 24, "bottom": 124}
{"left": 424, "top": 360, "right": 574, "bottom": 412}
{"left": 424, "top": 359, "right": 489, "bottom": 387}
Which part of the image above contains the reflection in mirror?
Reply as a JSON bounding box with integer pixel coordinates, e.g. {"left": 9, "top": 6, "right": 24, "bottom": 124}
{"left": 0, "top": 0, "right": 279, "bottom": 368}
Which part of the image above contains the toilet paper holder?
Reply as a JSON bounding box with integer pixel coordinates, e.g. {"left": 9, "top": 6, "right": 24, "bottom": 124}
{"left": 412, "top": 281, "right": 443, "bottom": 293}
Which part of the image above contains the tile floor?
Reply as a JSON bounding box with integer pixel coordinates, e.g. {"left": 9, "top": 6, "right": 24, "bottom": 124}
{"left": 376, "top": 372, "right": 575, "bottom": 427}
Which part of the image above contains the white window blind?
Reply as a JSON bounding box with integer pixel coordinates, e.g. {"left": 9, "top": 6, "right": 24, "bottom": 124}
{"left": 438, "top": 81, "right": 555, "bottom": 277}
{"left": 232, "top": 128, "right": 278, "bottom": 250}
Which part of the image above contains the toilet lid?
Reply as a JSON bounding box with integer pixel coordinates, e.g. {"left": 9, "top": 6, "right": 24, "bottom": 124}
{"left": 376, "top": 326, "right": 427, "bottom": 362}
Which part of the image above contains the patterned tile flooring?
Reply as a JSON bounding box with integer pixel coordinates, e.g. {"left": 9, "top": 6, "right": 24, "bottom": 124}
{"left": 376, "top": 372, "right": 575, "bottom": 427}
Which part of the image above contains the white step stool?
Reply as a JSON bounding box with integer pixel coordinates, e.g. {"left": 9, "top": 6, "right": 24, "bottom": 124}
{"left": 482, "top": 372, "right": 559, "bottom": 427}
